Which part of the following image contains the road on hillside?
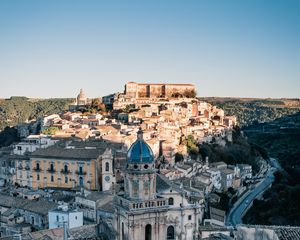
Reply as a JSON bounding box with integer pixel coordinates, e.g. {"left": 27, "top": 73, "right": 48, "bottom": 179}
{"left": 226, "top": 158, "right": 281, "bottom": 226}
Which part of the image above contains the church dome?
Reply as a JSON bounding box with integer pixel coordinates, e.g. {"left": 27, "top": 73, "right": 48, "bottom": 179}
{"left": 127, "top": 129, "right": 154, "bottom": 164}
{"left": 77, "top": 89, "right": 86, "bottom": 101}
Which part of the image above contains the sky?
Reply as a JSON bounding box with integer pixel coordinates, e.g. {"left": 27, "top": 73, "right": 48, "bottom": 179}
{"left": 0, "top": 0, "right": 299, "bottom": 98}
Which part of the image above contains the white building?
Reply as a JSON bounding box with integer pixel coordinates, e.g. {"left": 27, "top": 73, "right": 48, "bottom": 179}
{"left": 13, "top": 135, "right": 58, "bottom": 155}
{"left": 206, "top": 168, "right": 222, "bottom": 191}
{"left": 237, "top": 164, "right": 252, "bottom": 180}
{"left": 48, "top": 205, "right": 83, "bottom": 229}
{"left": 114, "top": 129, "right": 203, "bottom": 240}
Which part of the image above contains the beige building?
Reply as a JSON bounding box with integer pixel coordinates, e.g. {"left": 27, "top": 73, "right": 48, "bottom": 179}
{"left": 124, "top": 82, "right": 196, "bottom": 98}
{"left": 15, "top": 141, "right": 120, "bottom": 191}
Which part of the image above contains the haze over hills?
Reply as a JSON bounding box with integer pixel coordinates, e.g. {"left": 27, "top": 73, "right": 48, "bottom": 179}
{"left": 200, "top": 97, "right": 300, "bottom": 127}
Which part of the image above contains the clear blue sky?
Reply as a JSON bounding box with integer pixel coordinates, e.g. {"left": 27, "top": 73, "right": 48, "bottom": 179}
{"left": 0, "top": 0, "right": 299, "bottom": 98}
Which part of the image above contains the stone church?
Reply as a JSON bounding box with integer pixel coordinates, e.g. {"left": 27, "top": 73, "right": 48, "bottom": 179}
{"left": 114, "top": 130, "right": 203, "bottom": 240}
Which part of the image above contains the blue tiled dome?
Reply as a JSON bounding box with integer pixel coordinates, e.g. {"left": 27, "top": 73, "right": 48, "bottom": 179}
{"left": 127, "top": 130, "right": 154, "bottom": 164}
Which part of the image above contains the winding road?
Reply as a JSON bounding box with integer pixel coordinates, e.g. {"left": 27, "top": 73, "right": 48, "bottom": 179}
{"left": 226, "top": 158, "right": 280, "bottom": 226}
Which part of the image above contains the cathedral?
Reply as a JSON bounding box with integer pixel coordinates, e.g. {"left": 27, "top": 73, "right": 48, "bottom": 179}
{"left": 114, "top": 129, "right": 203, "bottom": 240}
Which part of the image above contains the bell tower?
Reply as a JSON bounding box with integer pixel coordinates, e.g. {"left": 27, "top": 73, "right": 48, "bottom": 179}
{"left": 101, "top": 148, "right": 115, "bottom": 191}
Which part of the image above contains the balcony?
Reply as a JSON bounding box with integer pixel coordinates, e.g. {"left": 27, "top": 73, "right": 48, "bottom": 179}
{"left": 25, "top": 166, "right": 30, "bottom": 171}
{"left": 75, "top": 170, "right": 87, "bottom": 175}
{"left": 47, "top": 168, "right": 56, "bottom": 173}
{"left": 33, "top": 167, "right": 42, "bottom": 172}
{"left": 115, "top": 196, "right": 169, "bottom": 212}
{"left": 17, "top": 166, "right": 23, "bottom": 170}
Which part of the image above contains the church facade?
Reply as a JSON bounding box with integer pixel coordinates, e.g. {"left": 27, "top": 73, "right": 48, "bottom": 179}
{"left": 114, "top": 130, "right": 203, "bottom": 240}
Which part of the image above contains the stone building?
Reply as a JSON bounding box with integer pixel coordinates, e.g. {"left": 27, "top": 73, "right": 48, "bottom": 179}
{"left": 114, "top": 130, "right": 203, "bottom": 240}
{"left": 124, "top": 82, "right": 196, "bottom": 99}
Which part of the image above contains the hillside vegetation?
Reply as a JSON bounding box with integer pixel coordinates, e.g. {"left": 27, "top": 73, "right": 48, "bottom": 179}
{"left": 200, "top": 97, "right": 300, "bottom": 127}
{"left": 243, "top": 112, "right": 300, "bottom": 226}
{"left": 0, "top": 97, "right": 73, "bottom": 131}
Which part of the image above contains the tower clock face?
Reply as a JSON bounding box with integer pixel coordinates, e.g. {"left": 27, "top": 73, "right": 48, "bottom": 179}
{"left": 105, "top": 176, "right": 110, "bottom": 182}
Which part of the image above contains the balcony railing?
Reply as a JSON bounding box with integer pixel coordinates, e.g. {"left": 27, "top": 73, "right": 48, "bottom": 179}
{"left": 47, "top": 168, "right": 56, "bottom": 173}
{"left": 17, "top": 166, "right": 23, "bottom": 170}
{"left": 33, "top": 167, "right": 42, "bottom": 172}
{"left": 75, "top": 170, "right": 87, "bottom": 175}
{"left": 25, "top": 166, "right": 30, "bottom": 171}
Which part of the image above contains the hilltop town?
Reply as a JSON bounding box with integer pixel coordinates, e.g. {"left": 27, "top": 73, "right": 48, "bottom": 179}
{"left": 0, "top": 82, "right": 298, "bottom": 240}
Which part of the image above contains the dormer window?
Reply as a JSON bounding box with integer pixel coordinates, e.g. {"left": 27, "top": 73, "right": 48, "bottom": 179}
{"left": 168, "top": 197, "right": 174, "bottom": 206}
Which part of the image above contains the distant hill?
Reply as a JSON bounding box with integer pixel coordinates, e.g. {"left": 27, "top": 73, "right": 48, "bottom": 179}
{"left": 200, "top": 97, "right": 300, "bottom": 127}
{"left": 0, "top": 97, "right": 73, "bottom": 131}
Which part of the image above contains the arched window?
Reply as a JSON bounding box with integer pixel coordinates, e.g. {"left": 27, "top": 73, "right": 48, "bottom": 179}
{"left": 105, "top": 162, "right": 109, "bottom": 172}
{"left": 145, "top": 224, "right": 152, "bottom": 240}
{"left": 50, "top": 163, "right": 54, "bottom": 171}
{"left": 64, "top": 165, "right": 68, "bottom": 173}
{"left": 167, "top": 226, "right": 175, "bottom": 240}
{"left": 36, "top": 162, "right": 40, "bottom": 170}
{"left": 168, "top": 197, "right": 174, "bottom": 206}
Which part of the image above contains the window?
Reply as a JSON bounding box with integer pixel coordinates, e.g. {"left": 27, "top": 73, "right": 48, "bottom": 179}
{"left": 17, "top": 146, "right": 22, "bottom": 151}
{"left": 168, "top": 197, "right": 174, "bottom": 206}
{"left": 167, "top": 226, "right": 175, "bottom": 240}
{"left": 50, "top": 163, "right": 54, "bottom": 171}
{"left": 64, "top": 165, "right": 68, "bottom": 173}
{"left": 31, "top": 216, "right": 35, "bottom": 225}
{"left": 133, "top": 180, "right": 139, "bottom": 197}
{"left": 79, "top": 166, "right": 83, "bottom": 174}
{"left": 37, "top": 174, "right": 40, "bottom": 181}
{"left": 36, "top": 163, "right": 40, "bottom": 170}
{"left": 122, "top": 222, "right": 125, "bottom": 240}
{"left": 188, "top": 215, "right": 192, "bottom": 221}
{"left": 56, "top": 215, "right": 59, "bottom": 222}
{"left": 65, "top": 176, "right": 68, "bottom": 183}
{"left": 105, "top": 162, "right": 109, "bottom": 172}
{"left": 75, "top": 216, "right": 77, "bottom": 220}
{"left": 51, "top": 175, "right": 54, "bottom": 182}
{"left": 79, "top": 176, "right": 84, "bottom": 186}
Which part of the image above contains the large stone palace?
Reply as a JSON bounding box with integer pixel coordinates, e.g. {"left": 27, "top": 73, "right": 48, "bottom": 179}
{"left": 124, "top": 82, "right": 196, "bottom": 98}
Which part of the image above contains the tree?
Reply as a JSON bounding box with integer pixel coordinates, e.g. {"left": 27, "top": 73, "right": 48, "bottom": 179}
{"left": 184, "top": 135, "right": 199, "bottom": 155}
{"left": 183, "top": 89, "right": 197, "bottom": 98}
{"left": 90, "top": 98, "right": 106, "bottom": 113}
{"left": 175, "top": 153, "right": 184, "bottom": 163}
{"left": 42, "top": 127, "right": 59, "bottom": 135}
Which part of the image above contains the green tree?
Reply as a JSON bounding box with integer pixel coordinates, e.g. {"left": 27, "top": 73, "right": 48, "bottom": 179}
{"left": 175, "top": 152, "right": 184, "bottom": 163}
{"left": 42, "top": 127, "right": 59, "bottom": 135}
